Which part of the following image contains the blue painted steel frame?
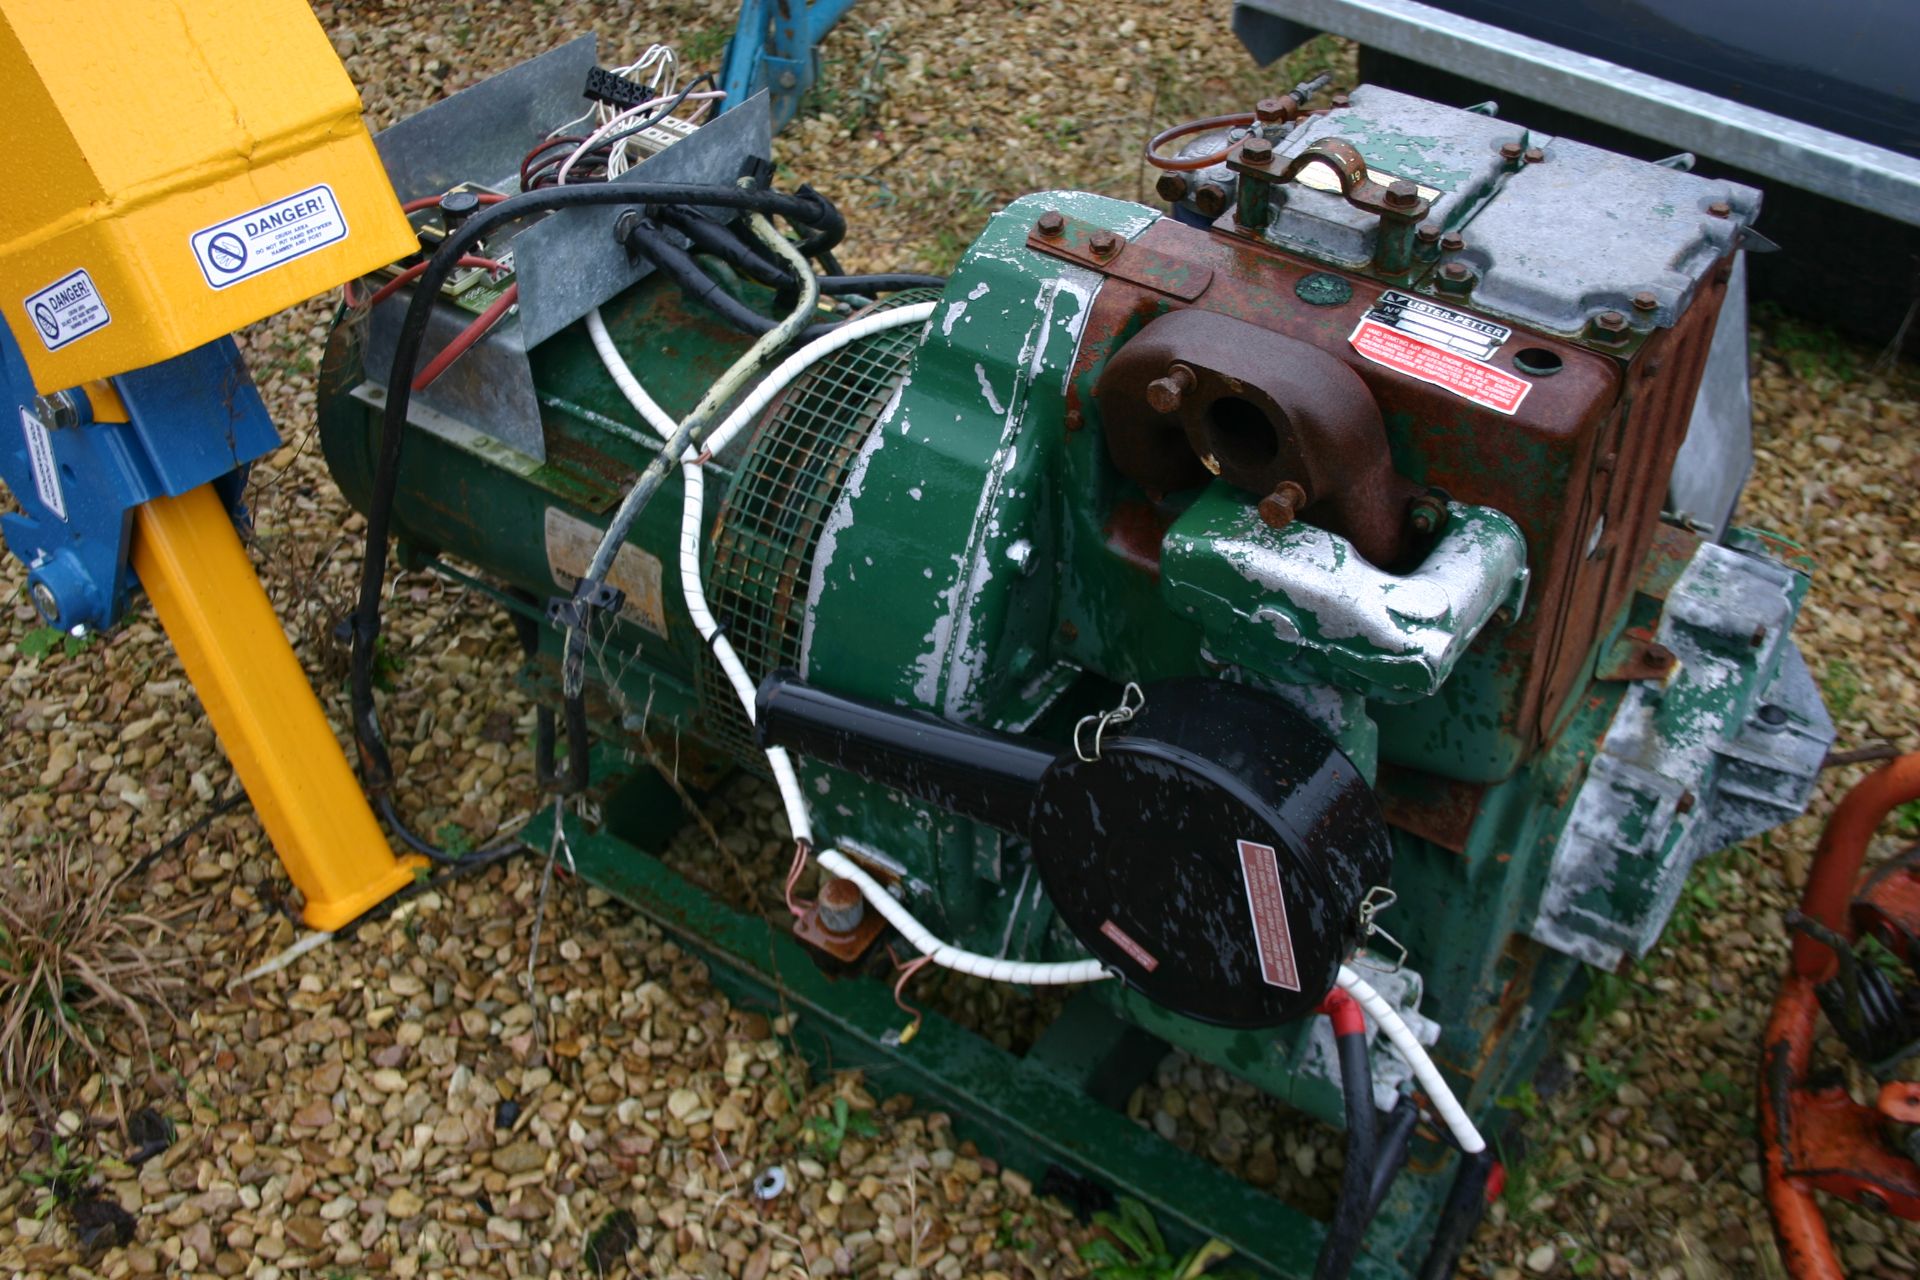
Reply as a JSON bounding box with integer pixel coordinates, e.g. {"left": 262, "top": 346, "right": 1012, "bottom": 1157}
{"left": 720, "top": 0, "right": 861, "bottom": 131}
{"left": 0, "top": 329, "right": 279, "bottom": 633}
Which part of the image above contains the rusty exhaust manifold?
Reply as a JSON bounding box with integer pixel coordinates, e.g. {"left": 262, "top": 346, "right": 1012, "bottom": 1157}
{"left": 1093, "top": 308, "right": 1436, "bottom": 570}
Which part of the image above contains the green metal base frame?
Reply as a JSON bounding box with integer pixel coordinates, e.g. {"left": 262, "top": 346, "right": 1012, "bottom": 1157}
{"left": 531, "top": 790, "right": 1478, "bottom": 1279}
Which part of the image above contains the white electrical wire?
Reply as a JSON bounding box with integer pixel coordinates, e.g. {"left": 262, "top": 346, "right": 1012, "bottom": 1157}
{"left": 1338, "top": 964, "right": 1485, "bottom": 1154}
{"left": 587, "top": 291, "right": 1104, "bottom": 987}
{"left": 818, "top": 848, "right": 1109, "bottom": 984}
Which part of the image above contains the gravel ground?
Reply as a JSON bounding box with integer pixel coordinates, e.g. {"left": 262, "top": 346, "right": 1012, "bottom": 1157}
{"left": 3, "top": 3, "right": 1917, "bottom": 1278}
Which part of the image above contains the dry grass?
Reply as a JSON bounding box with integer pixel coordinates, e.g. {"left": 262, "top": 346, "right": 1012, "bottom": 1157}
{"left": 0, "top": 842, "right": 186, "bottom": 1126}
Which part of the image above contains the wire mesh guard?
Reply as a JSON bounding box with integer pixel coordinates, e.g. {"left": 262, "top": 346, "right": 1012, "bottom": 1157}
{"left": 700, "top": 292, "right": 936, "bottom": 757}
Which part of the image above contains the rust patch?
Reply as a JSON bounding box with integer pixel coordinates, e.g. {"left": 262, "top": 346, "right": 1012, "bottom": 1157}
{"left": 1373, "top": 762, "right": 1485, "bottom": 854}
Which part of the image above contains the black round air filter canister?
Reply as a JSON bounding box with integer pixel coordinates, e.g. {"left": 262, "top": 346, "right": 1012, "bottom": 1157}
{"left": 1030, "top": 679, "right": 1391, "bottom": 1027}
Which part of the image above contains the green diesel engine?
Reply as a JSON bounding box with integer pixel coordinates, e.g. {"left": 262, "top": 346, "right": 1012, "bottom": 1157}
{"left": 317, "top": 39, "right": 1831, "bottom": 1277}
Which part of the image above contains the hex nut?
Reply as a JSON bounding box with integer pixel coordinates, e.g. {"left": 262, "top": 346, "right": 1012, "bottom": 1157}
{"left": 1384, "top": 179, "right": 1419, "bottom": 209}
{"left": 1499, "top": 141, "right": 1523, "bottom": 162}
{"left": 1036, "top": 210, "right": 1066, "bottom": 237}
{"left": 1523, "top": 146, "right": 1545, "bottom": 164}
{"left": 1595, "top": 310, "right": 1629, "bottom": 333}
{"left": 1254, "top": 96, "right": 1288, "bottom": 124}
{"left": 1241, "top": 137, "right": 1275, "bottom": 166}
{"left": 1193, "top": 183, "right": 1229, "bottom": 217}
{"left": 1631, "top": 290, "right": 1659, "bottom": 312}
{"left": 1439, "top": 261, "right": 1471, "bottom": 283}
{"left": 1415, "top": 221, "right": 1442, "bottom": 245}
{"left": 1155, "top": 172, "right": 1189, "bottom": 203}
{"left": 1707, "top": 200, "right": 1732, "bottom": 217}
{"left": 1088, "top": 230, "right": 1121, "bottom": 258}
{"left": 1440, "top": 231, "right": 1465, "bottom": 253}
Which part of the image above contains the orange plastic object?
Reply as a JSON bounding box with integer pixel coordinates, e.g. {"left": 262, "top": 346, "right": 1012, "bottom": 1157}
{"left": 129, "top": 484, "right": 424, "bottom": 929}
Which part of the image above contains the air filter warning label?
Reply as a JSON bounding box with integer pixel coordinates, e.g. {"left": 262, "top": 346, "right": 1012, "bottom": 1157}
{"left": 1349, "top": 311, "right": 1531, "bottom": 417}
{"left": 1238, "top": 839, "right": 1301, "bottom": 991}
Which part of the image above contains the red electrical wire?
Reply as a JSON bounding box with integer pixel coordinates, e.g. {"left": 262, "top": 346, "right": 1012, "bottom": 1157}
{"left": 1144, "top": 112, "right": 1257, "bottom": 171}
{"left": 400, "top": 191, "right": 509, "bottom": 214}
{"left": 411, "top": 283, "right": 519, "bottom": 391}
{"left": 364, "top": 256, "right": 510, "bottom": 309}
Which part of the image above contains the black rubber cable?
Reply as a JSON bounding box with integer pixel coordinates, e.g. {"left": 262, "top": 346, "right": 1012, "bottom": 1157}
{"left": 621, "top": 218, "right": 843, "bottom": 342}
{"left": 350, "top": 181, "right": 834, "bottom": 816}
{"left": 1366, "top": 1095, "right": 1421, "bottom": 1219}
{"left": 1314, "top": 1028, "right": 1379, "bottom": 1280}
{"left": 1415, "top": 1146, "right": 1498, "bottom": 1280}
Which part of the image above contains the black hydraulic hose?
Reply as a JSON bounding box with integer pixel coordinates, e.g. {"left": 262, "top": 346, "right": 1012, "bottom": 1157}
{"left": 349, "top": 180, "right": 833, "bottom": 793}
{"left": 820, "top": 272, "right": 947, "bottom": 295}
{"left": 622, "top": 218, "right": 842, "bottom": 343}
{"left": 1416, "top": 1146, "right": 1498, "bottom": 1280}
{"left": 1315, "top": 1023, "right": 1379, "bottom": 1280}
{"left": 1366, "top": 1095, "right": 1421, "bottom": 1220}
{"left": 661, "top": 208, "right": 792, "bottom": 286}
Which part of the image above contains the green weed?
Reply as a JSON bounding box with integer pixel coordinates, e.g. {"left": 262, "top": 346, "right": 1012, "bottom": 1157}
{"left": 1079, "top": 1196, "right": 1250, "bottom": 1280}
{"left": 801, "top": 1095, "right": 878, "bottom": 1160}
{"left": 19, "top": 626, "right": 89, "bottom": 661}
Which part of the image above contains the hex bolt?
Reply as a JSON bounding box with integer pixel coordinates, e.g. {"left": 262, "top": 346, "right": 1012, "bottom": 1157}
{"left": 1258, "top": 481, "right": 1308, "bottom": 531}
{"left": 1631, "top": 290, "right": 1659, "bottom": 312}
{"left": 1675, "top": 790, "right": 1696, "bottom": 815}
{"left": 1036, "top": 210, "right": 1066, "bottom": 237}
{"left": 1384, "top": 178, "right": 1419, "bottom": 209}
{"left": 1241, "top": 137, "right": 1275, "bottom": 166}
{"left": 1416, "top": 221, "right": 1442, "bottom": 245}
{"left": 1088, "top": 230, "right": 1122, "bottom": 259}
{"left": 1440, "top": 230, "right": 1466, "bottom": 253}
{"left": 817, "top": 877, "right": 866, "bottom": 935}
{"left": 1595, "top": 310, "right": 1629, "bottom": 334}
{"left": 1499, "top": 141, "right": 1523, "bottom": 163}
{"left": 29, "top": 581, "right": 59, "bottom": 623}
{"left": 1193, "top": 182, "right": 1229, "bottom": 218}
{"left": 1155, "top": 172, "right": 1190, "bottom": 203}
{"left": 1707, "top": 200, "right": 1732, "bottom": 217}
{"left": 1330, "top": 90, "right": 1351, "bottom": 108}
{"left": 1063, "top": 408, "right": 1084, "bottom": 432}
{"left": 1146, "top": 364, "right": 1197, "bottom": 414}
{"left": 1646, "top": 642, "right": 1675, "bottom": 669}
{"left": 1254, "top": 96, "right": 1288, "bottom": 124}
{"left": 1407, "top": 494, "right": 1448, "bottom": 536}
{"left": 1523, "top": 147, "right": 1545, "bottom": 164}
{"left": 1440, "top": 261, "right": 1472, "bottom": 283}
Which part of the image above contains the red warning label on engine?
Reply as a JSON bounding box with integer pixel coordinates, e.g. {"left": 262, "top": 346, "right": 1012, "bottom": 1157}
{"left": 1349, "top": 316, "right": 1531, "bottom": 416}
{"left": 1100, "top": 920, "right": 1160, "bottom": 973}
{"left": 1238, "top": 839, "right": 1301, "bottom": 991}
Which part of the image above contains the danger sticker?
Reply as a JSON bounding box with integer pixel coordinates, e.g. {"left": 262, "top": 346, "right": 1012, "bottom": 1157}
{"left": 19, "top": 407, "right": 66, "bottom": 521}
{"left": 23, "top": 269, "right": 110, "bottom": 352}
{"left": 190, "top": 184, "right": 349, "bottom": 290}
{"left": 1238, "top": 839, "right": 1301, "bottom": 991}
{"left": 1350, "top": 317, "right": 1530, "bottom": 416}
{"left": 1099, "top": 920, "right": 1160, "bottom": 973}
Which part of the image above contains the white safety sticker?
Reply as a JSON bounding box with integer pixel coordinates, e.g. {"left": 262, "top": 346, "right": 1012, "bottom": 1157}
{"left": 23, "top": 269, "right": 111, "bottom": 352}
{"left": 189, "top": 184, "right": 349, "bottom": 290}
{"left": 544, "top": 507, "right": 668, "bottom": 637}
{"left": 20, "top": 407, "right": 66, "bottom": 521}
{"left": 1238, "top": 838, "right": 1301, "bottom": 991}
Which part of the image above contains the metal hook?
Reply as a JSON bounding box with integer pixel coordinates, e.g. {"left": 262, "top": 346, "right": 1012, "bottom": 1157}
{"left": 1354, "top": 885, "right": 1407, "bottom": 972}
{"left": 1073, "top": 682, "right": 1146, "bottom": 762}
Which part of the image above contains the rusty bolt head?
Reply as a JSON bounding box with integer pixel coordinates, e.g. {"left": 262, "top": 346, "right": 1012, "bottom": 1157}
{"left": 1407, "top": 494, "right": 1448, "bottom": 536}
{"left": 1523, "top": 146, "right": 1545, "bottom": 164}
{"left": 1330, "top": 90, "right": 1351, "bottom": 108}
{"left": 1146, "top": 364, "right": 1196, "bottom": 415}
{"left": 1257, "top": 481, "right": 1308, "bottom": 531}
{"left": 1060, "top": 620, "right": 1079, "bottom": 642}
{"left": 1751, "top": 625, "right": 1768, "bottom": 648}
{"left": 1384, "top": 179, "right": 1419, "bottom": 209}
{"left": 1645, "top": 642, "right": 1675, "bottom": 669}
{"left": 1675, "top": 790, "right": 1696, "bottom": 815}
{"left": 1499, "top": 141, "right": 1523, "bottom": 162}
{"left": 1064, "top": 408, "right": 1083, "bottom": 432}
{"left": 1255, "top": 96, "right": 1288, "bottom": 123}
{"left": 1088, "top": 230, "right": 1121, "bottom": 259}
{"left": 817, "top": 877, "right": 867, "bottom": 935}
{"left": 1707, "top": 200, "right": 1731, "bottom": 218}
{"left": 1416, "top": 221, "right": 1442, "bottom": 245}
{"left": 1439, "top": 261, "right": 1472, "bottom": 283}
{"left": 1241, "top": 137, "right": 1275, "bottom": 166}
{"left": 1595, "top": 310, "right": 1630, "bottom": 334}
{"left": 1631, "top": 290, "right": 1659, "bottom": 312}
{"left": 1036, "top": 210, "right": 1066, "bottom": 237}
{"left": 1440, "top": 230, "right": 1466, "bottom": 253}
{"left": 1193, "top": 182, "right": 1229, "bottom": 218}
{"left": 1155, "top": 172, "right": 1190, "bottom": 203}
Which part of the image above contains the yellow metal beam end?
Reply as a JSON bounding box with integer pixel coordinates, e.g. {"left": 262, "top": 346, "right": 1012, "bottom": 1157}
{"left": 130, "top": 484, "right": 424, "bottom": 930}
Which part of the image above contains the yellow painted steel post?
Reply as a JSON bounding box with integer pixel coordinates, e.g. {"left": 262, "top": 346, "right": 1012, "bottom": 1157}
{"left": 129, "top": 484, "right": 425, "bottom": 930}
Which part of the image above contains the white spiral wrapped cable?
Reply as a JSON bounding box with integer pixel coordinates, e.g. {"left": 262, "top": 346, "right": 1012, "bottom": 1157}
{"left": 587, "top": 292, "right": 1105, "bottom": 986}
{"left": 817, "top": 849, "right": 1109, "bottom": 985}
{"left": 1338, "top": 963, "right": 1485, "bottom": 1154}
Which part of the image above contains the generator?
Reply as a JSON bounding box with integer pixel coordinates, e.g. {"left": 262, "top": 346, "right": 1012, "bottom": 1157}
{"left": 314, "top": 39, "right": 1833, "bottom": 1276}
